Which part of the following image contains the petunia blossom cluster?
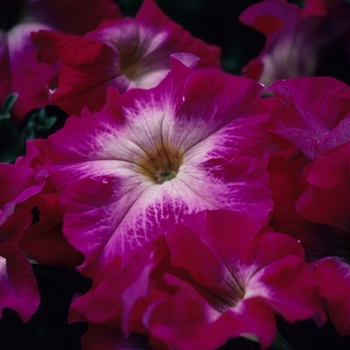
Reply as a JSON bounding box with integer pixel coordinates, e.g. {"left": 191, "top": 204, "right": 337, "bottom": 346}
{"left": 1, "top": 0, "right": 350, "bottom": 349}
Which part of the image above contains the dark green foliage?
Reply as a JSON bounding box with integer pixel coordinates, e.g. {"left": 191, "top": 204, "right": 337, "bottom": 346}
{"left": 0, "top": 98, "right": 68, "bottom": 163}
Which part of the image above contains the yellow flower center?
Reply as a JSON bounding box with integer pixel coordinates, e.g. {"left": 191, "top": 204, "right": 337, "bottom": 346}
{"left": 135, "top": 141, "right": 183, "bottom": 184}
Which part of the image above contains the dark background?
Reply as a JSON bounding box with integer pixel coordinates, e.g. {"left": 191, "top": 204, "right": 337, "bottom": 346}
{"left": 2, "top": 1, "right": 350, "bottom": 349}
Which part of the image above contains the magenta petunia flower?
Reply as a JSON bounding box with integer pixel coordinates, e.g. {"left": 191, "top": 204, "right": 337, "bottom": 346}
{"left": 239, "top": 0, "right": 350, "bottom": 86}
{"left": 0, "top": 0, "right": 121, "bottom": 123}
{"left": 32, "top": 0, "right": 221, "bottom": 116}
{"left": 265, "top": 79, "right": 350, "bottom": 335}
{"left": 265, "top": 77, "right": 350, "bottom": 259}
{"left": 148, "top": 210, "right": 325, "bottom": 349}
{"left": 44, "top": 58, "right": 272, "bottom": 275}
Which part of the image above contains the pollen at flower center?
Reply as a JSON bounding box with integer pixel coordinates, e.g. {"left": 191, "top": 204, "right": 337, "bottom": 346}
{"left": 135, "top": 141, "right": 183, "bottom": 184}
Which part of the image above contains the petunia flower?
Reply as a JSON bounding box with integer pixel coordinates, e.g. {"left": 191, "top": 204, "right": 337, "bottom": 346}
{"left": 149, "top": 210, "right": 325, "bottom": 349}
{"left": 44, "top": 57, "right": 273, "bottom": 276}
{"left": 32, "top": 0, "right": 222, "bottom": 116}
{"left": 0, "top": 0, "right": 121, "bottom": 123}
{"left": 265, "top": 77, "right": 350, "bottom": 335}
{"left": 294, "top": 142, "right": 350, "bottom": 336}
{"left": 265, "top": 77, "right": 350, "bottom": 257}
{"left": 239, "top": 0, "right": 350, "bottom": 86}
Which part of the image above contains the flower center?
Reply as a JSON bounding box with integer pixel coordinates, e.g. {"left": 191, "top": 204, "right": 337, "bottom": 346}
{"left": 135, "top": 141, "right": 183, "bottom": 184}
{"left": 209, "top": 280, "right": 246, "bottom": 312}
{"left": 0, "top": 0, "right": 26, "bottom": 32}
{"left": 120, "top": 46, "right": 145, "bottom": 83}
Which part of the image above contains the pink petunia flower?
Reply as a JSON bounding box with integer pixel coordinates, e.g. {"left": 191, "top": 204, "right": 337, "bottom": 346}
{"left": 44, "top": 57, "right": 273, "bottom": 276}
{"left": 239, "top": 0, "right": 350, "bottom": 86}
{"left": 0, "top": 0, "right": 121, "bottom": 123}
{"left": 32, "top": 0, "right": 222, "bottom": 116}
{"left": 294, "top": 141, "right": 350, "bottom": 335}
{"left": 265, "top": 77, "right": 350, "bottom": 335}
{"left": 147, "top": 210, "right": 325, "bottom": 349}
{"left": 265, "top": 77, "right": 350, "bottom": 258}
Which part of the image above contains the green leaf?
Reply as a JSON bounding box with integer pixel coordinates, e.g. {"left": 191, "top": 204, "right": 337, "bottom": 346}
{"left": 1, "top": 93, "right": 18, "bottom": 116}
{"left": 26, "top": 108, "right": 57, "bottom": 135}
